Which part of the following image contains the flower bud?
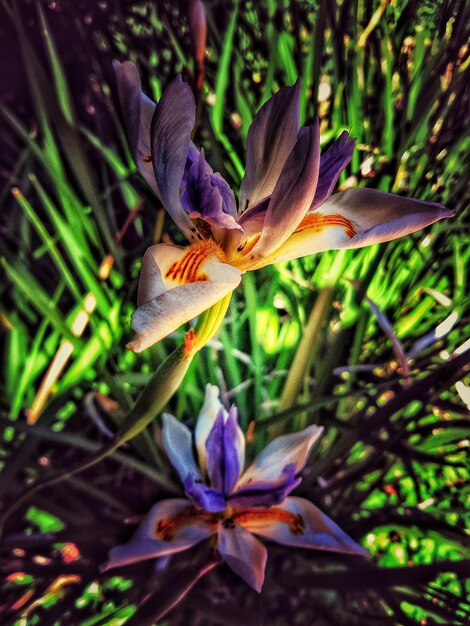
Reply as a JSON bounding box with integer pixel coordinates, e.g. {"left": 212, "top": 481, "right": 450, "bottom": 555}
{"left": 189, "top": 0, "right": 207, "bottom": 65}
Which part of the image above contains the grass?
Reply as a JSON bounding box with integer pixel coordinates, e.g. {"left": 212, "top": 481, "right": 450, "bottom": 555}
{"left": 0, "top": 0, "right": 469, "bottom": 625}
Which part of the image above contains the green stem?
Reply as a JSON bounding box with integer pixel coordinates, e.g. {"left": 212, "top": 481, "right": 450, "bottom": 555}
{"left": 193, "top": 292, "right": 233, "bottom": 348}
{"left": 268, "top": 287, "right": 333, "bottom": 439}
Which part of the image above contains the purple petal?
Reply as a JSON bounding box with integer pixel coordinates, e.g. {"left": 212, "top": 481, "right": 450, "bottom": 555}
{"left": 205, "top": 411, "right": 225, "bottom": 492}
{"left": 113, "top": 60, "right": 158, "bottom": 194}
{"left": 195, "top": 384, "right": 228, "bottom": 474}
{"left": 229, "top": 467, "right": 302, "bottom": 508}
{"left": 151, "top": 75, "right": 200, "bottom": 242}
{"left": 239, "top": 79, "right": 301, "bottom": 213}
{"left": 235, "top": 425, "right": 323, "bottom": 493}
{"left": 183, "top": 474, "right": 226, "bottom": 512}
{"left": 311, "top": 131, "right": 356, "bottom": 210}
{"left": 205, "top": 407, "right": 243, "bottom": 495}
{"left": 101, "top": 498, "right": 217, "bottom": 571}
{"left": 223, "top": 406, "right": 243, "bottom": 494}
{"left": 161, "top": 413, "right": 201, "bottom": 485}
{"left": 217, "top": 523, "right": 267, "bottom": 592}
{"left": 237, "top": 197, "right": 269, "bottom": 233}
{"left": 181, "top": 149, "right": 240, "bottom": 232}
{"left": 250, "top": 120, "right": 321, "bottom": 259}
{"left": 238, "top": 496, "right": 368, "bottom": 557}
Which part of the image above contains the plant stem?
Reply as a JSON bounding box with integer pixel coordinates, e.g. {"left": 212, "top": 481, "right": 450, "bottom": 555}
{"left": 268, "top": 287, "right": 333, "bottom": 439}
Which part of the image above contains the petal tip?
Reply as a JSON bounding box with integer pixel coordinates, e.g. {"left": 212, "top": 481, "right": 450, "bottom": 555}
{"left": 204, "top": 383, "right": 220, "bottom": 400}
{"left": 99, "top": 560, "right": 112, "bottom": 573}
{"left": 161, "top": 413, "right": 174, "bottom": 427}
{"left": 126, "top": 337, "right": 144, "bottom": 353}
{"left": 439, "top": 206, "right": 455, "bottom": 218}
{"left": 349, "top": 542, "right": 370, "bottom": 558}
{"left": 359, "top": 545, "right": 370, "bottom": 557}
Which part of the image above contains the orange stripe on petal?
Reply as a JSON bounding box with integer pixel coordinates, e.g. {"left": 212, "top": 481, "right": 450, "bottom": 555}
{"left": 156, "top": 507, "right": 220, "bottom": 541}
{"left": 232, "top": 507, "right": 305, "bottom": 536}
{"left": 164, "top": 240, "right": 225, "bottom": 284}
{"left": 295, "top": 213, "right": 356, "bottom": 238}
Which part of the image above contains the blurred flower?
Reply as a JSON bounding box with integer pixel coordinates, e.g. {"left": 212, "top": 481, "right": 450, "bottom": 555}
{"left": 102, "top": 385, "right": 367, "bottom": 591}
{"left": 113, "top": 62, "right": 453, "bottom": 351}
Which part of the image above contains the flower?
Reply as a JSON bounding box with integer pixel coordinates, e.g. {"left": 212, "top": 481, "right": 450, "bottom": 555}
{"left": 101, "top": 385, "right": 367, "bottom": 592}
{"left": 113, "top": 62, "right": 453, "bottom": 352}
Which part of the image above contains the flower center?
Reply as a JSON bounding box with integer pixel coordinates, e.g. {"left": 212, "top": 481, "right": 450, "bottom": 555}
{"left": 155, "top": 505, "right": 305, "bottom": 541}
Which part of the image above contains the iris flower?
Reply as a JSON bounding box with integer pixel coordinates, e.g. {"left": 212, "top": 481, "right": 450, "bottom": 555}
{"left": 114, "top": 62, "right": 452, "bottom": 352}
{"left": 102, "top": 385, "right": 367, "bottom": 591}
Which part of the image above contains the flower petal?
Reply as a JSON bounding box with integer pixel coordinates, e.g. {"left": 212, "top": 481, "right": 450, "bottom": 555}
{"left": 250, "top": 120, "right": 321, "bottom": 260}
{"left": 205, "top": 406, "right": 245, "bottom": 495}
{"left": 238, "top": 496, "right": 368, "bottom": 556}
{"left": 205, "top": 411, "right": 226, "bottom": 492}
{"left": 311, "top": 131, "right": 356, "bottom": 210}
{"left": 195, "top": 384, "right": 227, "bottom": 473}
{"left": 235, "top": 425, "right": 323, "bottom": 492}
{"left": 128, "top": 243, "right": 241, "bottom": 352}
{"left": 113, "top": 60, "right": 158, "bottom": 195}
{"left": 319, "top": 189, "right": 454, "bottom": 248}
{"left": 228, "top": 471, "right": 302, "bottom": 509}
{"left": 161, "top": 413, "right": 201, "bottom": 484}
{"left": 183, "top": 474, "right": 226, "bottom": 512}
{"left": 151, "top": 75, "right": 200, "bottom": 242}
{"left": 101, "top": 498, "right": 217, "bottom": 571}
{"left": 181, "top": 147, "right": 241, "bottom": 232}
{"left": 217, "top": 523, "right": 267, "bottom": 592}
{"left": 239, "top": 79, "right": 301, "bottom": 214}
{"left": 223, "top": 406, "right": 245, "bottom": 494}
{"left": 267, "top": 188, "right": 453, "bottom": 264}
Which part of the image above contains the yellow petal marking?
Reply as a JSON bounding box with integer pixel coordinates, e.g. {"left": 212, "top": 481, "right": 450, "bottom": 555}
{"left": 164, "top": 239, "right": 226, "bottom": 284}
{"left": 294, "top": 212, "right": 356, "bottom": 238}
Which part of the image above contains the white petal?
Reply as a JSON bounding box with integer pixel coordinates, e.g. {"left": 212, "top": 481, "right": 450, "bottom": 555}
{"left": 129, "top": 244, "right": 242, "bottom": 352}
{"left": 162, "top": 413, "right": 201, "bottom": 483}
{"left": 217, "top": 524, "right": 267, "bottom": 592}
{"left": 101, "top": 498, "right": 217, "bottom": 571}
{"left": 235, "top": 425, "right": 323, "bottom": 491}
{"left": 267, "top": 188, "right": 453, "bottom": 264}
{"left": 136, "top": 244, "right": 185, "bottom": 307}
{"left": 319, "top": 189, "right": 453, "bottom": 249}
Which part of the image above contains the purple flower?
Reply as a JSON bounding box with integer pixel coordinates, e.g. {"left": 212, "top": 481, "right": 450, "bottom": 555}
{"left": 101, "top": 385, "right": 367, "bottom": 592}
{"left": 113, "top": 62, "right": 453, "bottom": 352}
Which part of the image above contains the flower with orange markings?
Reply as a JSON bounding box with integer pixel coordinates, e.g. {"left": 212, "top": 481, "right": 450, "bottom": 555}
{"left": 101, "top": 385, "right": 367, "bottom": 592}
{"left": 113, "top": 61, "right": 453, "bottom": 352}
